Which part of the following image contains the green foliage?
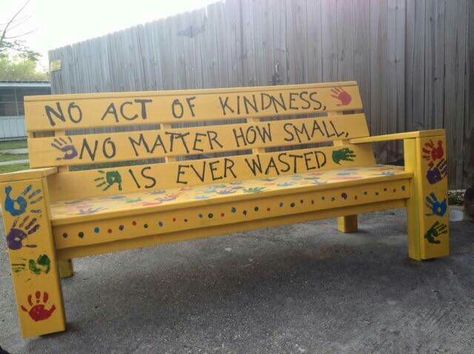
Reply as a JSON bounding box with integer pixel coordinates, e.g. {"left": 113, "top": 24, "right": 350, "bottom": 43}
{"left": 0, "top": 56, "right": 47, "bottom": 81}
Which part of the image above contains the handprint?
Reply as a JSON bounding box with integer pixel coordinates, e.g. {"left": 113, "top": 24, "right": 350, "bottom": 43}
{"left": 425, "top": 193, "right": 447, "bottom": 217}
{"left": 95, "top": 170, "right": 122, "bottom": 191}
{"left": 330, "top": 87, "right": 352, "bottom": 106}
{"left": 28, "top": 254, "right": 51, "bottom": 275}
{"left": 51, "top": 136, "right": 78, "bottom": 160}
{"left": 4, "top": 185, "right": 42, "bottom": 216}
{"left": 21, "top": 291, "right": 56, "bottom": 321}
{"left": 332, "top": 148, "right": 356, "bottom": 164}
{"left": 422, "top": 140, "right": 444, "bottom": 167}
{"left": 6, "top": 216, "right": 40, "bottom": 250}
{"left": 426, "top": 159, "right": 448, "bottom": 184}
{"left": 424, "top": 221, "right": 448, "bottom": 244}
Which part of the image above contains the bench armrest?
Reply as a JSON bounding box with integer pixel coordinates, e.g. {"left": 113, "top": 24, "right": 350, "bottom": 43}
{"left": 349, "top": 129, "right": 445, "bottom": 144}
{"left": 0, "top": 167, "right": 58, "bottom": 183}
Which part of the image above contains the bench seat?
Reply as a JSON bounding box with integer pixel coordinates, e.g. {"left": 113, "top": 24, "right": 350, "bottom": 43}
{"left": 50, "top": 165, "right": 410, "bottom": 224}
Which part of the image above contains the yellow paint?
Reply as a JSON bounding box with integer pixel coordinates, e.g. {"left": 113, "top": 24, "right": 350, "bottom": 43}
{"left": 0, "top": 178, "right": 65, "bottom": 338}
{"left": 25, "top": 82, "right": 362, "bottom": 131}
{"left": 0, "top": 81, "right": 451, "bottom": 338}
{"left": 47, "top": 144, "right": 376, "bottom": 201}
{"left": 28, "top": 114, "right": 369, "bottom": 168}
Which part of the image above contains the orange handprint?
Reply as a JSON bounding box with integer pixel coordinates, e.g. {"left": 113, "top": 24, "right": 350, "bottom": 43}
{"left": 422, "top": 140, "right": 444, "bottom": 167}
{"left": 330, "top": 87, "right": 352, "bottom": 106}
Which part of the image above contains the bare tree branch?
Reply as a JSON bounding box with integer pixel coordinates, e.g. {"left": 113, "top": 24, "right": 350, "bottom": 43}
{"left": 0, "top": 0, "right": 32, "bottom": 46}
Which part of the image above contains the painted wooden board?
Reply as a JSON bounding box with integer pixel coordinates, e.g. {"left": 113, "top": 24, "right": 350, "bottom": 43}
{"left": 0, "top": 178, "right": 65, "bottom": 338}
{"left": 49, "top": 165, "right": 410, "bottom": 224}
{"left": 47, "top": 144, "right": 376, "bottom": 201}
{"left": 28, "top": 114, "right": 369, "bottom": 167}
{"left": 405, "top": 134, "right": 449, "bottom": 259}
{"left": 25, "top": 82, "right": 362, "bottom": 131}
{"left": 51, "top": 173, "right": 411, "bottom": 250}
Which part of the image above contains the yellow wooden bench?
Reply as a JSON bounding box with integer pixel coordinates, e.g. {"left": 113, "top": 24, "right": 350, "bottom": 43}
{"left": 0, "top": 81, "right": 449, "bottom": 338}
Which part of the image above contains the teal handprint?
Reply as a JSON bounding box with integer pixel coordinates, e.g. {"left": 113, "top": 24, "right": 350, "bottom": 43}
{"left": 424, "top": 221, "right": 448, "bottom": 244}
{"left": 95, "top": 170, "right": 122, "bottom": 191}
{"left": 332, "top": 148, "right": 356, "bottom": 164}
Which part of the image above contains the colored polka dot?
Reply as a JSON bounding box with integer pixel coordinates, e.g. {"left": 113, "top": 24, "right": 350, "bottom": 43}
{"left": 300, "top": 200, "right": 304, "bottom": 204}
{"left": 331, "top": 197, "right": 335, "bottom": 201}
{"left": 267, "top": 207, "right": 271, "bottom": 211}
{"left": 108, "top": 229, "right": 112, "bottom": 233}
{"left": 144, "top": 224, "right": 148, "bottom": 228}
{"left": 231, "top": 207, "right": 237, "bottom": 213}
{"left": 199, "top": 213, "right": 203, "bottom": 218}
{"left": 78, "top": 232, "right": 84, "bottom": 238}
{"left": 94, "top": 227, "right": 100, "bottom": 233}
{"left": 322, "top": 196, "right": 325, "bottom": 200}
{"left": 402, "top": 186, "right": 406, "bottom": 191}
{"left": 254, "top": 207, "right": 259, "bottom": 211}
{"left": 173, "top": 218, "right": 176, "bottom": 222}
{"left": 158, "top": 221, "right": 164, "bottom": 227}
{"left": 132, "top": 221, "right": 137, "bottom": 226}
{"left": 384, "top": 188, "right": 388, "bottom": 191}
{"left": 208, "top": 213, "right": 213, "bottom": 218}
{"left": 119, "top": 225, "right": 124, "bottom": 231}
{"left": 311, "top": 200, "right": 314, "bottom": 204}
{"left": 375, "top": 192, "right": 379, "bottom": 196}
{"left": 290, "top": 202, "right": 295, "bottom": 207}
{"left": 341, "top": 193, "right": 348, "bottom": 199}
{"left": 184, "top": 218, "right": 188, "bottom": 222}
{"left": 221, "top": 213, "right": 225, "bottom": 217}
{"left": 393, "top": 188, "right": 397, "bottom": 192}
{"left": 279, "top": 202, "right": 284, "bottom": 207}
{"left": 243, "top": 210, "right": 247, "bottom": 215}
{"left": 62, "top": 233, "right": 68, "bottom": 238}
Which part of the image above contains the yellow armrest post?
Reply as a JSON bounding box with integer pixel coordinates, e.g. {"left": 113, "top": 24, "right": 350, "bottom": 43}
{"left": 349, "top": 129, "right": 450, "bottom": 260}
{"left": 0, "top": 169, "right": 66, "bottom": 337}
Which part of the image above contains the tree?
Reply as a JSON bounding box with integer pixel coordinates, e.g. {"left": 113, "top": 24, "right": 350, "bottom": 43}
{"left": 0, "top": 0, "right": 46, "bottom": 81}
{"left": 0, "top": 0, "right": 40, "bottom": 61}
{"left": 0, "top": 56, "right": 47, "bottom": 81}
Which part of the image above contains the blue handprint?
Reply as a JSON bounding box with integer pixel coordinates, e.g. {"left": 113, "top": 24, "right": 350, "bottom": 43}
{"left": 4, "top": 185, "right": 42, "bottom": 217}
{"left": 425, "top": 193, "right": 447, "bottom": 217}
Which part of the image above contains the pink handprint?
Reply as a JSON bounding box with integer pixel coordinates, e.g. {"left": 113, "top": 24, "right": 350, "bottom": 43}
{"left": 330, "top": 87, "right": 352, "bottom": 106}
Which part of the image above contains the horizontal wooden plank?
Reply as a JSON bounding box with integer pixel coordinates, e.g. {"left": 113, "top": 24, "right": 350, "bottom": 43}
{"left": 349, "top": 129, "right": 446, "bottom": 144}
{"left": 0, "top": 167, "right": 58, "bottom": 183}
{"left": 25, "top": 82, "right": 363, "bottom": 131}
{"left": 28, "top": 114, "right": 369, "bottom": 168}
{"left": 56, "top": 199, "right": 407, "bottom": 259}
{"left": 47, "top": 144, "right": 376, "bottom": 201}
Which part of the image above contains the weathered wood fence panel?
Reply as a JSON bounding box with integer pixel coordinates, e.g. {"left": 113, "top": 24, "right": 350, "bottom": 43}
{"left": 48, "top": 0, "right": 474, "bottom": 188}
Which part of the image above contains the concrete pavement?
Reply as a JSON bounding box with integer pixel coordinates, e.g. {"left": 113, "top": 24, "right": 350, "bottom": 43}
{"left": 0, "top": 210, "right": 473, "bottom": 353}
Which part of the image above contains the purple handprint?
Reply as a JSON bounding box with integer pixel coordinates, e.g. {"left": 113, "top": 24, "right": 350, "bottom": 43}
{"left": 6, "top": 216, "right": 40, "bottom": 250}
{"left": 426, "top": 159, "right": 448, "bottom": 184}
{"left": 51, "top": 137, "right": 78, "bottom": 160}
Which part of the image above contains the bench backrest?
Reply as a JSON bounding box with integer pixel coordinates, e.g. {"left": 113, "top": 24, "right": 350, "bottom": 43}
{"left": 24, "top": 81, "right": 375, "bottom": 201}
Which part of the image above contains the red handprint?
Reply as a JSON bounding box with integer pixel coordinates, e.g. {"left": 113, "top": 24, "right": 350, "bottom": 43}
{"left": 21, "top": 291, "right": 56, "bottom": 321}
{"left": 330, "top": 87, "right": 352, "bottom": 106}
{"left": 422, "top": 140, "right": 444, "bottom": 167}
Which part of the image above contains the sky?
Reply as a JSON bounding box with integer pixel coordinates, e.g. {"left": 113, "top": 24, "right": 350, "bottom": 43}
{"left": 0, "top": 0, "right": 220, "bottom": 70}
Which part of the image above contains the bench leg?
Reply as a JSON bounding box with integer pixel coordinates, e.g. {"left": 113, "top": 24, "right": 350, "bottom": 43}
{"left": 1, "top": 178, "right": 66, "bottom": 338}
{"left": 58, "top": 259, "right": 74, "bottom": 278}
{"left": 404, "top": 134, "right": 450, "bottom": 260}
{"left": 337, "top": 215, "right": 358, "bottom": 233}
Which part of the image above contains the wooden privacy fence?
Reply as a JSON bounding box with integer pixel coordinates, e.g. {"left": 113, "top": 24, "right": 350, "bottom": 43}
{"left": 48, "top": 0, "right": 474, "bottom": 188}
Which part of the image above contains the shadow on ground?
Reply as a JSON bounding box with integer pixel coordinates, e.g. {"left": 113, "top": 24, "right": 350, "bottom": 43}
{"left": 1, "top": 210, "right": 473, "bottom": 353}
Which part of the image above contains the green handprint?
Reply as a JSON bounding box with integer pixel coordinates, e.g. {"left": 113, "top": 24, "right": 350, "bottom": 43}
{"left": 28, "top": 254, "right": 51, "bottom": 275}
{"left": 332, "top": 148, "right": 356, "bottom": 164}
{"left": 424, "top": 221, "right": 448, "bottom": 244}
{"left": 94, "top": 170, "right": 122, "bottom": 191}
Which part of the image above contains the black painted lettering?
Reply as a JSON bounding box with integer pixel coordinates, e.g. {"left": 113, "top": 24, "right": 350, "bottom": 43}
{"left": 128, "top": 134, "right": 150, "bottom": 157}
{"left": 185, "top": 96, "right": 196, "bottom": 117}
{"left": 120, "top": 101, "right": 138, "bottom": 120}
{"left": 207, "top": 131, "right": 223, "bottom": 149}
{"left": 303, "top": 152, "right": 316, "bottom": 170}
{"left": 218, "top": 96, "right": 234, "bottom": 115}
{"left": 261, "top": 93, "right": 273, "bottom": 110}
{"left": 289, "top": 93, "right": 299, "bottom": 110}
{"left": 243, "top": 95, "right": 258, "bottom": 114}
{"left": 67, "top": 102, "right": 82, "bottom": 123}
{"left": 209, "top": 160, "right": 223, "bottom": 181}
{"left": 171, "top": 99, "right": 184, "bottom": 118}
{"left": 283, "top": 123, "right": 295, "bottom": 142}
{"left": 190, "top": 162, "right": 206, "bottom": 182}
{"left": 277, "top": 153, "right": 291, "bottom": 172}
{"left": 223, "top": 158, "right": 236, "bottom": 178}
{"left": 232, "top": 127, "right": 246, "bottom": 147}
{"left": 128, "top": 168, "right": 141, "bottom": 188}
{"left": 102, "top": 137, "right": 116, "bottom": 159}
{"left": 299, "top": 91, "right": 311, "bottom": 109}
{"left": 309, "top": 92, "right": 323, "bottom": 111}
{"left": 322, "top": 120, "right": 336, "bottom": 138}
{"left": 176, "top": 164, "right": 189, "bottom": 184}
{"left": 314, "top": 151, "right": 327, "bottom": 168}
{"left": 330, "top": 120, "right": 346, "bottom": 137}
{"left": 141, "top": 166, "right": 157, "bottom": 188}
{"left": 101, "top": 103, "right": 119, "bottom": 122}
{"left": 270, "top": 93, "right": 287, "bottom": 113}
{"left": 134, "top": 99, "right": 152, "bottom": 119}
{"left": 44, "top": 103, "right": 65, "bottom": 126}
{"left": 79, "top": 139, "right": 99, "bottom": 161}
{"left": 256, "top": 123, "right": 272, "bottom": 143}
{"left": 150, "top": 134, "right": 167, "bottom": 154}
{"left": 264, "top": 157, "right": 280, "bottom": 175}
{"left": 288, "top": 154, "right": 303, "bottom": 173}
{"left": 193, "top": 133, "right": 206, "bottom": 152}
{"left": 244, "top": 155, "right": 263, "bottom": 175}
